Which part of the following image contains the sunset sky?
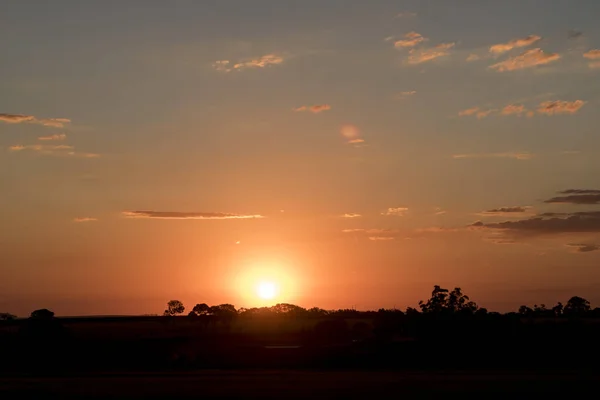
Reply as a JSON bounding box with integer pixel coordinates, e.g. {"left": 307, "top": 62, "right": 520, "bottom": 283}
{"left": 2, "top": 0, "right": 600, "bottom": 316}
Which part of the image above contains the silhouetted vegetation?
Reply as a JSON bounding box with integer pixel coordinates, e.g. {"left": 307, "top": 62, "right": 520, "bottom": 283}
{"left": 3, "top": 286, "right": 600, "bottom": 374}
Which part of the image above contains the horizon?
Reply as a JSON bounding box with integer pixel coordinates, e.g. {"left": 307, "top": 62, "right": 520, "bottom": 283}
{"left": 2, "top": 0, "right": 600, "bottom": 317}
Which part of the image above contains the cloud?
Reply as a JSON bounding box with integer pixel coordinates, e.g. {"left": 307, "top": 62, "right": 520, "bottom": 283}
{"left": 347, "top": 138, "right": 365, "bottom": 144}
{"left": 567, "top": 243, "right": 600, "bottom": 253}
{"left": 452, "top": 152, "right": 533, "bottom": 160}
{"left": 589, "top": 61, "right": 600, "bottom": 69}
{"left": 8, "top": 144, "right": 74, "bottom": 152}
{"left": 544, "top": 189, "right": 600, "bottom": 205}
{"left": 342, "top": 228, "right": 401, "bottom": 241}
{"left": 394, "top": 32, "right": 427, "bottom": 48}
{"left": 470, "top": 211, "right": 600, "bottom": 236}
{"left": 407, "top": 42, "right": 455, "bottom": 64}
{"left": 0, "top": 113, "right": 70, "bottom": 128}
{"left": 294, "top": 104, "right": 331, "bottom": 113}
{"left": 396, "top": 12, "right": 417, "bottom": 18}
{"left": 38, "top": 133, "right": 67, "bottom": 141}
{"left": 74, "top": 217, "right": 98, "bottom": 223}
{"left": 478, "top": 206, "right": 532, "bottom": 216}
{"left": 501, "top": 104, "right": 529, "bottom": 116}
{"left": 489, "top": 48, "right": 560, "bottom": 72}
{"left": 382, "top": 207, "right": 409, "bottom": 216}
{"left": 342, "top": 213, "right": 362, "bottom": 218}
{"left": 368, "top": 236, "right": 395, "bottom": 241}
{"left": 466, "top": 54, "right": 481, "bottom": 62}
{"left": 213, "top": 54, "right": 284, "bottom": 72}
{"left": 396, "top": 91, "right": 417, "bottom": 99}
{"left": 458, "top": 107, "right": 494, "bottom": 119}
{"left": 489, "top": 35, "right": 542, "bottom": 54}
{"left": 122, "top": 211, "right": 265, "bottom": 220}
{"left": 340, "top": 124, "right": 366, "bottom": 145}
{"left": 537, "top": 100, "right": 586, "bottom": 115}
{"left": 568, "top": 30, "right": 584, "bottom": 40}
{"left": 583, "top": 50, "right": 600, "bottom": 60}
{"left": 0, "top": 114, "right": 35, "bottom": 124}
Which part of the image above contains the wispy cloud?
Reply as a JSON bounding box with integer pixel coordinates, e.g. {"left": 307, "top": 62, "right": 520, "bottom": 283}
{"left": 9, "top": 144, "right": 73, "bottom": 152}
{"left": 212, "top": 54, "right": 284, "bottom": 72}
{"left": 583, "top": 49, "right": 600, "bottom": 59}
{"left": 489, "top": 48, "right": 560, "bottom": 72}
{"left": 537, "top": 100, "right": 586, "bottom": 115}
{"left": 471, "top": 211, "right": 600, "bottom": 236}
{"left": 122, "top": 211, "right": 265, "bottom": 220}
{"left": 544, "top": 189, "right": 600, "bottom": 205}
{"left": 567, "top": 243, "right": 600, "bottom": 253}
{"left": 38, "top": 133, "right": 67, "bottom": 141}
{"left": 341, "top": 124, "right": 366, "bottom": 146}
{"left": 478, "top": 206, "right": 532, "bottom": 216}
{"left": 293, "top": 104, "right": 331, "bottom": 113}
{"left": 407, "top": 42, "right": 455, "bottom": 64}
{"left": 381, "top": 207, "right": 409, "bottom": 216}
{"left": 8, "top": 144, "right": 100, "bottom": 158}
{"left": 466, "top": 54, "right": 481, "bottom": 62}
{"left": 453, "top": 152, "right": 534, "bottom": 160}
{"left": 0, "top": 113, "right": 71, "bottom": 128}
{"left": 501, "top": 104, "right": 531, "bottom": 117}
{"left": 489, "top": 35, "right": 542, "bottom": 54}
{"left": 396, "top": 91, "right": 417, "bottom": 100}
{"left": 74, "top": 217, "right": 98, "bottom": 223}
{"left": 394, "top": 32, "right": 427, "bottom": 48}
{"left": 395, "top": 12, "right": 417, "bottom": 18}
{"left": 458, "top": 107, "right": 495, "bottom": 119}
{"left": 342, "top": 213, "right": 362, "bottom": 218}
{"left": 342, "top": 228, "right": 401, "bottom": 241}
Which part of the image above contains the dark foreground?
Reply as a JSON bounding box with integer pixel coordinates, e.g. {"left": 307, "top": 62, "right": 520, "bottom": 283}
{"left": 1, "top": 370, "right": 599, "bottom": 399}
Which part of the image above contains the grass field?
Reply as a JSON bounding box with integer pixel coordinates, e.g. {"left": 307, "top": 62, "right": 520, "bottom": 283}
{"left": 1, "top": 370, "right": 599, "bottom": 398}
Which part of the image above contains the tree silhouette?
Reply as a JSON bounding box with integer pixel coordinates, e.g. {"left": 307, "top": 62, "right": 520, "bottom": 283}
{"left": 564, "top": 296, "right": 591, "bottom": 317}
{"left": 189, "top": 303, "right": 210, "bottom": 317}
{"left": 164, "top": 300, "right": 185, "bottom": 316}
{"left": 30, "top": 309, "right": 54, "bottom": 320}
{"left": 0, "top": 312, "right": 16, "bottom": 321}
{"left": 419, "top": 285, "right": 477, "bottom": 314}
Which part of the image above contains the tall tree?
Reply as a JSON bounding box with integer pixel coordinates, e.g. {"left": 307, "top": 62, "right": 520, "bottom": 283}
{"left": 164, "top": 300, "right": 185, "bottom": 316}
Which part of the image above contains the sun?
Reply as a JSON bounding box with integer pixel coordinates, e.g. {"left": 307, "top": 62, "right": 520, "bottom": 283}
{"left": 256, "top": 281, "right": 278, "bottom": 300}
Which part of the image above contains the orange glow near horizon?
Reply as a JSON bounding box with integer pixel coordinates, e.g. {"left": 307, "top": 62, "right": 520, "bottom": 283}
{"left": 233, "top": 261, "right": 300, "bottom": 307}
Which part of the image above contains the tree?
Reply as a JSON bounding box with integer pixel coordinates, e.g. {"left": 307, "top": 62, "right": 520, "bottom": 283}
{"left": 518, "top": 305, "right": 533, "bottom": 316}
{"left": 564, "top": 296, "right": 591, "bottom": 317}
{"left": 189, "top": 303, "right": 210, "bottom": 317}
{"left": 164, "top": 300, "right": 185, "bottom": 316}
{"left": 552, "top": 302, "right": 564, "bottom": 316}
{"left": 0, "top": 312, "right": 16, "bottom": 321}
{"left": 419, "top": 285, "right": 477, "bottom": 314}
{"left": 30, "top": 309, "right": 54, "bottom": 320}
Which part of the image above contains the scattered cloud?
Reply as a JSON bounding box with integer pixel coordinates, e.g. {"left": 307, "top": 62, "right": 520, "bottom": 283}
{"left": 583, "top": 49, "right": 600, "bottom": 59}
{"left": 293, "top": 104, "right": 331, "bottom": 113}
{"left": 453, "top": 152, "right": 534, "bottom": 160}
{"left": 568, "top": 30, "right": 584, "bottom": 40}
{"left": 537, "top": 100, "right": 586, "bottom": 115}
{"left": 407, "top": 42, "right": 455, "bottom": 64}
{"left": 471, "top": 211, "right": 600, "bottom": 236}
{"left": 342, "top": 228, "right": 401, "bottom": 241}
{"left": 74, "top": 217, "right": 98, "bottom": 223}
{"left": 368, "top": 236, "right": 395, "bottom": 241}
{"left": 396, "top": 12, "right": 417, "bottom": 18}
{"left": 434, "top": 207, "right": 446, "bottom": 215}
{"left": 212, "top": 54, "right": 284, "bottom": 72}
{"left": 489, "top": 48, "right": 560, "bottom": 72}
{"left": 122, "top": 211, "right": 265, "bottom": 220}
{"left": 458, "top": 107, "right": 494, "bottom": 119}
{"left": 347, "top": 138, "right": 365, "bottom": 144}
{"left": 466, "top": 54, "right": 481, "bottom": 62}
{"left": 489, "top": 35, "right": 542, "bottom": 54}
{"left": 478, "top": 206, "right": 532, "bottom": 216}
{"left": 394, "top": 32, "right": 427, "bottom": 48}
{"left": 8, "top": 144, "right": 73, "bottom": 152}
{"left": 342, "top": 213, "right": 362, "bottom": 218}
{"left": 341, "top": 124, "right": 365, "bottom": 146}
{"left": 382, "top": 207, "right": 409, "bottom": 216}
{"left": 567, "top": 243, "right": 600, "bottom": 253}
{"left": 38, "top": 133, "right": 67, "bottom": 141}
{"left": 396, "top": 91, "right": 417, "bottom": 99}
{"left": 501, "top": 104, "right": 529, "bottom": 116}
{"left": 0, "top": 113, "right": 70, "bottom": 128}
{"left": 544, "top": 189, "right": 600, "bottom": 205}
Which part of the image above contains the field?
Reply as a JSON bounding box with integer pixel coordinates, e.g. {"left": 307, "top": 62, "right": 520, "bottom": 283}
{"left": 2, "top": 370, "right": 599, "bottom": 398}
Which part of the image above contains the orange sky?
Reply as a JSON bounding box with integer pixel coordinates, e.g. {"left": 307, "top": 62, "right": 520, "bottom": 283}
{"left": 2, "top": 1, "right": 600, "bottom": 316}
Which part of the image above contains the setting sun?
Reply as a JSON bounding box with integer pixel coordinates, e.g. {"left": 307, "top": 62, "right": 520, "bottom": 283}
{"left": 256, "top": 281, "right": 278, "bottom": 300}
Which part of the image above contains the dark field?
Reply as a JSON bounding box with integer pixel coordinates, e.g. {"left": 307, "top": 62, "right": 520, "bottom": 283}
{"left": 2, "top": 370, "right": 600, "bottom": 399}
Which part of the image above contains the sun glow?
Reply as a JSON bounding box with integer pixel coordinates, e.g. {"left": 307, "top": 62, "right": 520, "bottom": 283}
{"left": 256, "top": 281, "right": 278, "bottom": 300}
{"left": 233, "top": 259, "right": 300, "bottom": 306}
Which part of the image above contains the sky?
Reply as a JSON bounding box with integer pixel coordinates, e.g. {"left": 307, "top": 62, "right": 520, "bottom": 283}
{"left": 2, "top": 0, "right": 600, "bottom": 316}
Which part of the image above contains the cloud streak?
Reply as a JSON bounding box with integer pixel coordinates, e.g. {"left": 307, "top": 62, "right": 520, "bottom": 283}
{"left": 382, "top": 207, "right": 409, "bottom": 216}
{"left": 489, "top": 35, "right": 542, "bottom": 54}
{"left": 478, "top": 206, "right": 532, "bottom": 216}
{"left": 537, "top": 100, "right": 586, "bottom": 115}
{"left": 567, "top": 243, "right": 600, "bottom": 253}
{"left": 489, "top": 48, "right": 560, "bottom": 72}
{"left": 453, "top": 152, "right": 533, "bottom": 160}
{"left": 293, "top": 104, "right": 331, "bottom": 113}
{"left": 407, "top": 42, "right": 455, "bottom": 64}
{"left": 212, "top": 54, "right": 284, "bottom": 72}
{"left": 394, "top": 32, "right": 427, "bottom": 48}
{"left": 0, "top": 113, "right": 71, "bottom": 128}
{"left": 38, "top": 133, "right": 67, "bottom": 141}
{"left": 122, "top": 211, "right": 265, "bottom": 220}
{"left": 74, "top": 217, "right": 98, "bottom": 223}
{"left": 544, "top": 189, "right": 600, "bottom": 205}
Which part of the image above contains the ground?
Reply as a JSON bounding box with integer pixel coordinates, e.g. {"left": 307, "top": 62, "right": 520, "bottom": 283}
{"left": 1, "top": 370, "right": 598, "bottom": 399}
